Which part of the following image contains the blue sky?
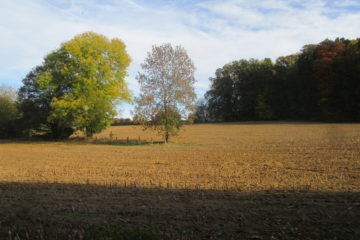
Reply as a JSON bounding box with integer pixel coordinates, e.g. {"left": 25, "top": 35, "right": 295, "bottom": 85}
{"left": 1, "top": 0, "right": 360, "bottom": 118}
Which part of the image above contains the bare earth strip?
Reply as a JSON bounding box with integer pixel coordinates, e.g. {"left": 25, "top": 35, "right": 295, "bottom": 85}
{"left": 0, "top": 123, "right": 359, "bottom": 239}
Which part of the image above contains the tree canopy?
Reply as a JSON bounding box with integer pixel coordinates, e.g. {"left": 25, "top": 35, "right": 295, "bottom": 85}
{"left": 134, "top": 43, "right": 196, "bottom": 143}
{"left": 18, "top": 32, "right": 131, "bottom": 139}
{"left": 203, "top": 38, "right": 360, "bottom": 122}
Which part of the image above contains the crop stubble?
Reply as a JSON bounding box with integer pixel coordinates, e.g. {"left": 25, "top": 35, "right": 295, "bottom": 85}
{"left": 0, "top": 123, "right": 359, "bottom": 239}
{"left": 1, "top": 123, "right": 359, "bottom": 191}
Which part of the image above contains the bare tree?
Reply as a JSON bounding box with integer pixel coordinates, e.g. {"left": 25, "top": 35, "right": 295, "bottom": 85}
{"left": 134, "top": 43, "right": 196, "bottom": 144}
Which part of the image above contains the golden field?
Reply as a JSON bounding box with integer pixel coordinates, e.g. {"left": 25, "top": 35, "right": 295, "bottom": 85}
{"left": 0, "top": 122, "right": 360, "bottom": 239}
{"left": 1, "top": 123, "right": 359, "bottom": 191}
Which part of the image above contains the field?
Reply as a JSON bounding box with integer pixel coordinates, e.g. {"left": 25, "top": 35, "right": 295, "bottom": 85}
{"left": 0, "top": 123, "right": 360, "bottom": 239}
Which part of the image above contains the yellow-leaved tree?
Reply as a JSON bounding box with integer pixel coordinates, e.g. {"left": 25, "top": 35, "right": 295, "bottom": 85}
{"left": 18, "top": 32, "right": 131, "bottom": 139}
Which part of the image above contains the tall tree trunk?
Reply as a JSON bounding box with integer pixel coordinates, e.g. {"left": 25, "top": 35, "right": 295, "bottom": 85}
{"left": 164, "top": 131, "right": 169, "bottom": 144}
{"left": 164, "top": 97, "right": 168, "bottom": 144}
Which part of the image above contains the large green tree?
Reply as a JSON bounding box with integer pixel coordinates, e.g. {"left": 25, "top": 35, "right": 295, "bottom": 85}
{"left": 18, "top": 32, "right": 131, "bottom": 139}
{"left": 134, "top": 43, "right": 196, "bottom": 144}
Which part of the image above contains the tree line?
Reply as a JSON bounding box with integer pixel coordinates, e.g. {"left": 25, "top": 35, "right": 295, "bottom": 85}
{"left": 196, "top": 38, "right": 360, "bottom": 123}
{"left": 1, "top": 35, "right": 360, "bottom": 141}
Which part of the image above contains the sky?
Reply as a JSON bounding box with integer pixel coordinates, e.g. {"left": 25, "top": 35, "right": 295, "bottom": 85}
{"left": 1, "top": 0, "right": 360, "bottom": 118}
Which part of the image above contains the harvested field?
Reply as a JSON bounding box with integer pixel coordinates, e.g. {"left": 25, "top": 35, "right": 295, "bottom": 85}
{"left": 0, "top": 123, "right": 360, "bottom": 239}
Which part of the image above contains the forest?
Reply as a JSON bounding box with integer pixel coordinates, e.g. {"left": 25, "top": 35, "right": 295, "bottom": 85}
{"left": 197, "top": 38, "right": 360, "bottom": 123}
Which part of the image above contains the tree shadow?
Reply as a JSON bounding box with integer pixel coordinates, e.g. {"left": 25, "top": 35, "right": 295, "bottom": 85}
{"left": 0, "top": 137, "right": 157, "bottom": 146}
{"left": 0, "top": 138, "right": 202, "bottom": 147}
{"left": 0, "top": 182, "right": 359, "bottom": 239}
{"left": 75, "top": 137, "right": 164, "bottom": 146}
{"left": 207, "top": 121, "right": 360, "bottom": 125}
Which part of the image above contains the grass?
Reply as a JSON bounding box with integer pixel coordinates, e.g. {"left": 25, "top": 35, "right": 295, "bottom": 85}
{"left": 0, "top": 122, "right": 359, "bottom": 239}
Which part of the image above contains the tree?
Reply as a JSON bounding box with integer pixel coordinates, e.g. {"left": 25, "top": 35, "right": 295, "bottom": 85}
{"left": 273, "top": 54, "right": 300, "bottom": 120}
{"left": 18, "top": 32, "right": 131, "bottom": 139}
{"left": 194, "top": 98, "right": 210, "bottom": 123}
{"left": 205, "top": 65, "right": 235, "bottom": 121}
{"left": 313, "top": 40, "right": 351, "bottom": 121}
{"left": 0, "top": 85, "right": 20, "bottom": 138}
{"left": 134, "top": 43, "right": 196, "bottom": 143}
{"left": 206, "top": 58, "right": 276, "bottom": 121}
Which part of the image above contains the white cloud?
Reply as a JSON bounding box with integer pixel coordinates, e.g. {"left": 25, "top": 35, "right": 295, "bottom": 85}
{"left": 1, "top": 0, "right": 360, "bottom": 117}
